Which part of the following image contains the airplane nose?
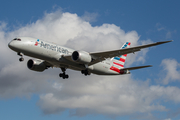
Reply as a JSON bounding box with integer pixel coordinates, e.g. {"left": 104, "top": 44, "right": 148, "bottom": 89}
{"left": 8, "top": 39, "right": 24, "bottom": 52}
{"left": 8, "top": 41, "right": 15, "bottom": 50}
{"left": 8, "top": 42, "right": 12, "bottom": 49}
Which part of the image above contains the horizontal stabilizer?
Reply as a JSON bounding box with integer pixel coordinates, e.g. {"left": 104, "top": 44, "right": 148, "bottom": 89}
{"left": 120, "top": 65, "right": 152, "bottom": 71}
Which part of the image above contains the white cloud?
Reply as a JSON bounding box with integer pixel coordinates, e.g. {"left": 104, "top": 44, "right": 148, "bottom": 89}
{"left": 38, "top": 76, "right": 180, "bottom": 116}
{"left": 0, "top": 9, "right": 178, "bottom": 119}
{"left": 135, "top": 39, "right": 153, "bottom": 64}
{"left": 81, "top": 11, "right": 98, "bottom": 22}
{"left": 160, "top": 59, "right": 180, "bottom": 84}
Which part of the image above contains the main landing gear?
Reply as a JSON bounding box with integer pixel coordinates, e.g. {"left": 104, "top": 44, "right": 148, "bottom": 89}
{"left": 81, "top": 69, "right": 91, "bottom": 76}
{"left": 18, "top": 52, "right": 24, "bottom": 62}
{"left": 59, "top": 68, "right": 69, "bottom": 79}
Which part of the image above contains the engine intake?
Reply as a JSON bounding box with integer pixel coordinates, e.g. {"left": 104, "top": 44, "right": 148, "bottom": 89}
{"left": 72, "top": 51, "right": 92, "bottom": 64}
{"left": 27, "top": 59, "right": 46, "bottom": 72}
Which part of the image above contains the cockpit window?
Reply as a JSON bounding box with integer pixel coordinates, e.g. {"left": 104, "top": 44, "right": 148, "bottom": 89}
{"left": 13, "top": 38, "right": 21, "bottom": 41}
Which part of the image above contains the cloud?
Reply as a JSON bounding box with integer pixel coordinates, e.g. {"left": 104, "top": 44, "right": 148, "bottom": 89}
{"left": 0, "top": 9, "right": 178, "bottom": 119}
{"left": 155, "top": 23, "right": 176, "bottom": 39}
{"left": 160, "top": 59, "right": 180, "bottom": 84}
{"left": 38, "top": 78, "right": 180, "bottom": 117}
{"left": 166, "top": 31, "right": 172, "bottom": 39}
{"left": 81, "top": 11, "right": 98, "bottom": 22}
{"left": 135, "top": 39, "right": 152, "bottom": 64}
{"left": 156, "top": 23, "right": 165, "bottom": 31}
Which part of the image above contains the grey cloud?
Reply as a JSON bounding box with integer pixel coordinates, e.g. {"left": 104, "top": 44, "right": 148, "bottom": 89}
{"left": 0, "top": 60, "right": 58, "bottom": 98}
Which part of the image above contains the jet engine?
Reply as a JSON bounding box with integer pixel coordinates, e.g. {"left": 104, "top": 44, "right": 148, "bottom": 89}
{"left": 27, "top": 59, "right": 46, "bottom": 72}
{"left": 72, "top": 51, "right": 92, "bottom": 64}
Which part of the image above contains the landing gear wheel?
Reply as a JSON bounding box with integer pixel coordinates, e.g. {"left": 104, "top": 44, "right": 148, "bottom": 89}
{"left": 84, "top": 70, "right": 88, "bottom": 76}
{"left": 65, "top": 75, "right": 69, "bottom": 79}
{"left": 19, "top": 58, "right": 24, "bottom": 62}
{"left": 81, "top": 69, "right": 91, "bottom": 76}
{"left": 60, "top": 73, "right": 69, "bottom": 79}
{"left": 18, "top": 52, "right": 24, "bottom": 62}
{"left": 59, "top": 73, "right": 63, "bottom": 77}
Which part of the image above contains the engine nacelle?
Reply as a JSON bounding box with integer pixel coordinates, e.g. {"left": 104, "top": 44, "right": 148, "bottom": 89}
{"left": 27, "top": 59, "right": 46, "bottom": 72}
{"left": 72, "top": 51, "right": 92, "bottom": 64}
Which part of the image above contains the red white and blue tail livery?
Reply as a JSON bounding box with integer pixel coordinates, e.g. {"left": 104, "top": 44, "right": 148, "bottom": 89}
{"left": 111, "top": 42, "right": 131, "bottom": 69}
{"left": 110, "top": 42, "right": 131, "bottom": 74}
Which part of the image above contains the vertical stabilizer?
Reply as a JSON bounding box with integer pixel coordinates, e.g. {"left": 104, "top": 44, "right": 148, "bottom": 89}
{"left": 111, "top": 42, "right": 131, "bottom": 69}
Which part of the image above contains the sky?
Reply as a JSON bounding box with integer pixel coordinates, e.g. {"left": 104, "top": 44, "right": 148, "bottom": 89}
{"left": 0, "top": 0, "right": 180, "bottom": 120}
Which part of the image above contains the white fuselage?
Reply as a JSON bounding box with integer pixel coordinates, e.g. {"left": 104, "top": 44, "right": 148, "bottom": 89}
{"left": 8, "top": 37, "right": 119, "bottom": 75}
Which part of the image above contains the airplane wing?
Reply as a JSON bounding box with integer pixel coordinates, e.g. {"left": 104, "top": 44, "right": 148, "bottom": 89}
{"left": 62, "top": 40, "right": 172, "bottom": 66}
{"left": 43, "top": 61, "right": 55, "bottom": 68}
{"left": 88, "top": 40, "right": 173, "bottom": 66}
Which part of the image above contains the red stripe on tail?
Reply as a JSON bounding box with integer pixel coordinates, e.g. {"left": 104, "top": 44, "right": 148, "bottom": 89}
{"left": 110, "top": 66, "right": 120, "bottom": 73}
{"left": 110, "top": 66, "right": 125, "bottom": 74}
{"left": 113, "top": 62, "right": 124, "bottom": 67}
{"left": 120, "top": 58, "right": 125, "bottom": 62}
{"left": 123, "top": 54, "right": 127, "bottom": 57}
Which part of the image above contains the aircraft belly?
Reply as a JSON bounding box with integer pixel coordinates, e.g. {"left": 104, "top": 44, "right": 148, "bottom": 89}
{"left": 59, "top": 59, "right": 86, "bottom": 70}
{"left": 91, "top": 62, "right": 119, "bottom": 75}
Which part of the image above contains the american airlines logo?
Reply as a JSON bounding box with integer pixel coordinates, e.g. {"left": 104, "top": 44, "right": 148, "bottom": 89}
{"left": 35, "top": 42, "right": 38, "bottom": 46}
{"left": 35, "top": 39, "right": 69, "bottom": 54}
{"left": 34, "top": 39, "right": 40, "bottom": 46}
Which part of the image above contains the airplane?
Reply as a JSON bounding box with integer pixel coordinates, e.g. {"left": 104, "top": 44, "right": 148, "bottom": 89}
{"left": 8, "top": 37, "right": 172, "bottom": 79}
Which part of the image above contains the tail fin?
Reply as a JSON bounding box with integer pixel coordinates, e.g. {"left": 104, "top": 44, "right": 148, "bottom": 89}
{"left": 111, "top": 42, "right": 131, "bottom": 69}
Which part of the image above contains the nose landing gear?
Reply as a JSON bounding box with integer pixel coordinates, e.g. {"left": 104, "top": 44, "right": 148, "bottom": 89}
{"left": 18, "top": 52, "right": 24, "bottom": 62}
